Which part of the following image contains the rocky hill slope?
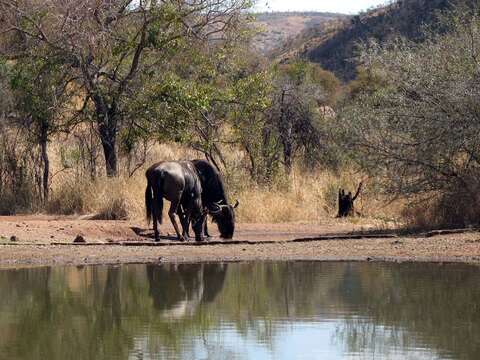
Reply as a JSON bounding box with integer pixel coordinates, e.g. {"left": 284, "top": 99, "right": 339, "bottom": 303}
{"left": 252, "top": 12, "right": 347, "bottom": 55}
{"left": 274, "top": 0, "right": 470, "bottom": 80}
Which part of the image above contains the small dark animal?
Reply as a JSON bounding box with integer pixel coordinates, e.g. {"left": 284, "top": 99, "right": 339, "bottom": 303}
{"left": 145, "top": 161, "right": 205, "bottom": 242}
{"left": 192, "top": 159, "right": 239, "bottom": 239}
{"left": 338, "top": 182, "right": 363, "bottom": 217}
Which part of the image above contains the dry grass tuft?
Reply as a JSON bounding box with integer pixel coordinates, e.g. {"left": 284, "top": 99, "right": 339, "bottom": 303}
{"left": 47, "top": 175, "right": 145, "bottom": 220}
{"left": 89, "top": 177, "right": 144, "bottom": 221}
{"left": 46, "top": 180, "right": 88, "bottom": 215}
{"left": 234, "top": 168, "right": 380, "bottom": 223}
{"left": 403, "top": 189, "right": 480, "bottom": 231}
{"left": 90, "top": 194, "right": 129, "bottom": 221}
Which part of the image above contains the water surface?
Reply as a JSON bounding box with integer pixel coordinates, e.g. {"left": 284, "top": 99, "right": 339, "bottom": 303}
{"left": 0, "top": 262, "right": 479, "bottom": 359}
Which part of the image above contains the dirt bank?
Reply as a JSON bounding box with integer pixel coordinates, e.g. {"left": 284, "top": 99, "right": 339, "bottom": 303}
{"left": 1, "top": 216, "right": 480, "bottom": 268}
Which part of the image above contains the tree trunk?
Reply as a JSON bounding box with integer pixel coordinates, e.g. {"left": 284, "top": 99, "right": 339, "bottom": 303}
{"left": 283, "top": 139, "right": 293, "bottom": 174}
{"left": 94, "top": 96, "right": 118, "bottom": 177}
{"left": 244, "top": 144, "right": 257, "bottom": 179}
{"left": 337, "top": 182, "right": 363, "bottom": 217}
{"left": 99, "top": 126, "right": 118, "bottom": 177}
{"left": 39, "top": 123, "right": 49, "bottom": 203}
{"left": 279, "top": 89, "right": 293, "bottom": 174}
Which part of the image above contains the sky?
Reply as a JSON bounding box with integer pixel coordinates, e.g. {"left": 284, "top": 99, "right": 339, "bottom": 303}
{"left": 254, "top": 0, "right": 390, "bottom": 15}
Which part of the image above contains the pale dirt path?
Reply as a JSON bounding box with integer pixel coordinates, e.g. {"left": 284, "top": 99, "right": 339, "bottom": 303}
{"left": 1, "top": 216, "right": 480, "bottom": 268}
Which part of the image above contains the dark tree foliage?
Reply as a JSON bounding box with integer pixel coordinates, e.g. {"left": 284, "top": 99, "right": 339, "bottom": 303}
{"left": 0, "top": 0, "right": 251, "bottom": 177}
{"left": 340, "top": 9, "right": 480, "bottom": 227}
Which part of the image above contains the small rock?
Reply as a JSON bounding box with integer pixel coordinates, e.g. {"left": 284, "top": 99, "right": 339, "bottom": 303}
{"left": 10, "top": 236, "right": 18, "bottom": 242}
{"left": 16, "top": 224, "right": 21, "bottom": 228}
{"left": 59, "top": 228, "right": 65, "bottom": 231}
{"left": 106, "top": 238, "right": 115, "bottom": 243}
{"left": 366, "top": 257, "right": 373, "bottom": 261}
{"left": 73, "top": 235, "right": 86, "bottom": 243}
{"left": 392, "top": 240, "right": 403, "bottom": 245}
{"left": 50, "top": 235, "right": 55, "bottom": 239}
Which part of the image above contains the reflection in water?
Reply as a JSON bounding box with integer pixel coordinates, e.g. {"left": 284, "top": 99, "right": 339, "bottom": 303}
{"left": 0, "top": 262, "right": 479, "bottom": 359}
{"left": 146, "top": 263, "right": 227, "bottom": 319}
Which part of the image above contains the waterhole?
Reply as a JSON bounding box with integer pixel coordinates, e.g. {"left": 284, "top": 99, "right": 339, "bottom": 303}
{"left": 0, "top": 262, "right": 479, "bottom": 359}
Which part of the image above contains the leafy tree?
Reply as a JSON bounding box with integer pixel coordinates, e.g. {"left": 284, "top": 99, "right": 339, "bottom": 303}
{"left": 270, "top": 61, "right": 340, "bottom": 173}
{"left": 1, "top": 0, "right": 251, "bottom": 176}
{"left": 9, "top": 56, "right": 73, "bottom": 201}
{"left": 230, "top": 60, "right": 340, "bottom": 182}
{"left": 345, "top": 65, "right": 388, "bottom": 101}
{"left": 340, "top": 9, "right": 480, "bottom": 226}
{"left": 231, "top": 66, "right": 274, "bottom": 181}
{"left": 0, "top": 59, "right": 12, "bottom": 116}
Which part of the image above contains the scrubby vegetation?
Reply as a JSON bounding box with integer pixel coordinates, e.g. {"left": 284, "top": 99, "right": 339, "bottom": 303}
{"left": 286, "top": 0, "right": 476, "bottom": 80}
{"left": 339, "top": 7, "right": 480, "bottom": 229}
{"left": 0, "top": 0, "right": 479, "bottom": 229}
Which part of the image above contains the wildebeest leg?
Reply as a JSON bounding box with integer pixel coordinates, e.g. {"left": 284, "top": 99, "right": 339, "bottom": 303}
{"left": 178, "top": 205, "right": 191, "bottom": 240}
{"left": 169, "top": 197, "right": 185, "bottom": 242}
{"left": 204, "top": 219, "right": 211, "bottom": 238}
{"left": 152, "top": 187, "right": 161, "bottom": 242}
{"left": 191, "top": 214, "right": 206, "bottom": 242}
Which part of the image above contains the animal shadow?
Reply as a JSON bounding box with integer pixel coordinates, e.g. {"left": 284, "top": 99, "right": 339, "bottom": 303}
{"left": 130, "top": 227, "right": 178, "bottom": 241}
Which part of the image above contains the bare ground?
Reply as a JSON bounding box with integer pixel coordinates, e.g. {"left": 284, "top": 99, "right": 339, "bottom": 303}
{"left": 1, "top": 215, "right": 480, "bottom": 268}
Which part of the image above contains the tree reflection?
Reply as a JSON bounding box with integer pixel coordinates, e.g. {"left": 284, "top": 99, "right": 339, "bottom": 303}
{"left": 0, "top": 262, "right": 479, "bottom": 359}
{"left": 332, "top": 263, "right": 480, "bottom": 359}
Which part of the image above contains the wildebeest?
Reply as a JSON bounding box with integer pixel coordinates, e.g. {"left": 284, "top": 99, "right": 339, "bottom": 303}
{"left": 191, "top": 159, "right": 239, "bottom": 239}
{"left": 146, "top": 263, "right": 228, "bottom": 319}
{"left": 145, "top": 161, "right": 205, "bottom": 242}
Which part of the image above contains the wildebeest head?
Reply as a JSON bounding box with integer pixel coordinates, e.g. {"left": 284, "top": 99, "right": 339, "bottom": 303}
{"left": 209, "top": 200, "right": 239, "bottom": 239}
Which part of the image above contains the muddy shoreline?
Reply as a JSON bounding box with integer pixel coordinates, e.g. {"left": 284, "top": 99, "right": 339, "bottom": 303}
{"left": 1, "top": 216, "right": 480, "bottom": 269}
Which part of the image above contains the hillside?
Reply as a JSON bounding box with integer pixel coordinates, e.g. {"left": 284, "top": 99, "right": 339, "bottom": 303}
{"left": 276, "top": 0, "right": 465, "bottom": 80}
{"left": 252, "top": 12, "right": 347, "bottom": 55}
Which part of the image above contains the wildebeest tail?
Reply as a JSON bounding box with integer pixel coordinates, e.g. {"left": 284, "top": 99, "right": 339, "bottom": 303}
{"left": 145, "top": 175, "right": 163, "bottom": 225}
{"left": 145, "top": 180, "right": 153, "bottom": 225}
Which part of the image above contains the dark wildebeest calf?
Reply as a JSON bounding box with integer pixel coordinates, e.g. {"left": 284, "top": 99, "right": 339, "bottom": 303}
{"left": 191, "top": 159, "right": 239, "bottom": 239}
{"left": 145, "top": 161, "right": 205, "bottom": 242}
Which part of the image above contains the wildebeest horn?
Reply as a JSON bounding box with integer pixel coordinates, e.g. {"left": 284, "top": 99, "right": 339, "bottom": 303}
{"left": 209, "top": 203, "right": 222, "bottom": 215}
{"left": 233, "top": 199, "right": 240, "bottom": 209}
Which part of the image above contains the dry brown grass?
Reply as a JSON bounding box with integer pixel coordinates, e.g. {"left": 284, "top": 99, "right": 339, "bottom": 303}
{"left": 402, "top": 189, "right": 480, "bottom": 231}
{"left": 42, "top": 142, "right": 399, "bottom": 225}
{"left": 235, "top": 170, "right": 333, "bottom": 223}
{"left": 232, "top": 168, "right": 396, "bottom": 224}
{"left": 47, "top": 174, "right": 144, "bottom": 220}
{"left": 45, "top": 143, "right": 200, "bottom": 219}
